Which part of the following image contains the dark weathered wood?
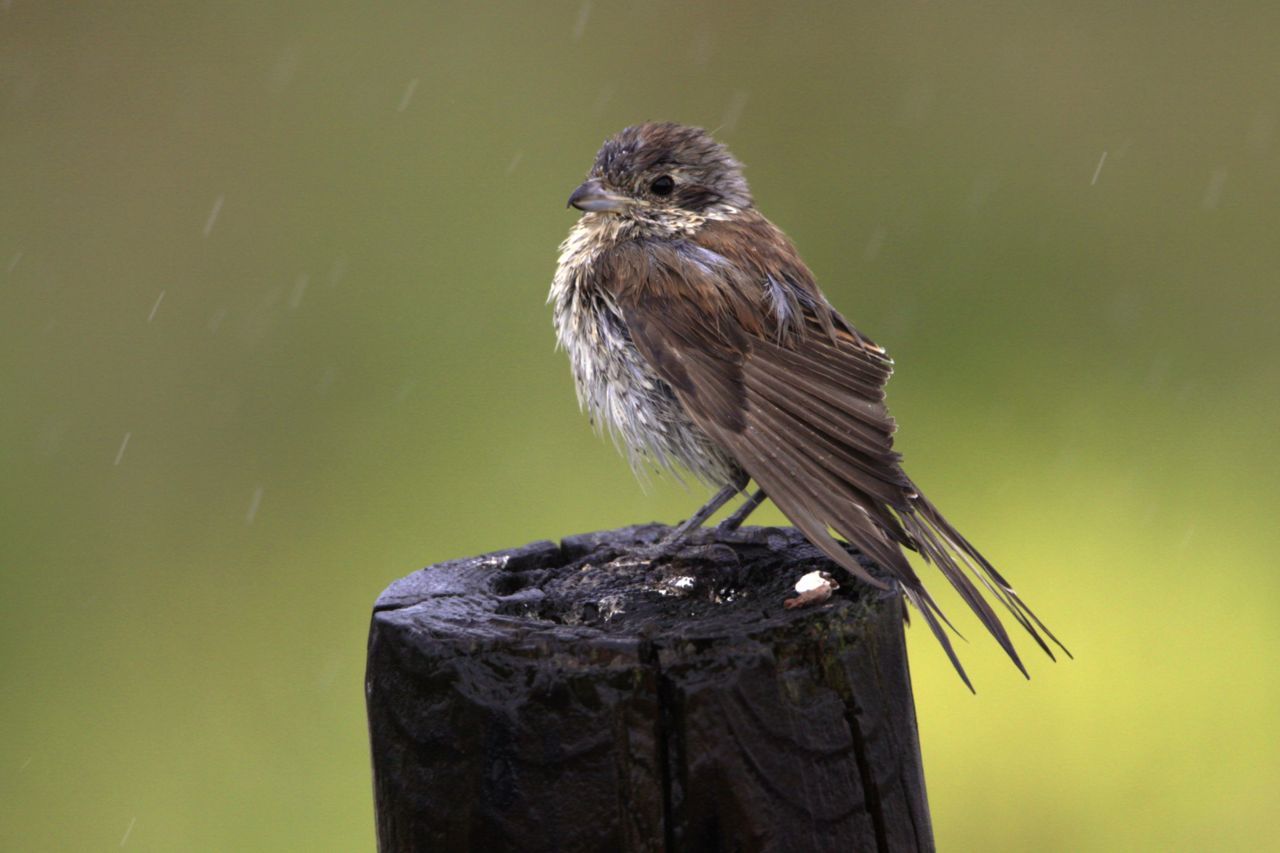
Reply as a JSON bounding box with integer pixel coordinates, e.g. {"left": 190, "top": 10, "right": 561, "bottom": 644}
{"left": 365, "top": 524, "right": 934, "bottom": 853}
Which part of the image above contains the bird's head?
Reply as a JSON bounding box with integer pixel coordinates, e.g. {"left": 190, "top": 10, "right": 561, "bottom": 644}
{"left": 567, "top": 122, "right": 753, "bottom": 233}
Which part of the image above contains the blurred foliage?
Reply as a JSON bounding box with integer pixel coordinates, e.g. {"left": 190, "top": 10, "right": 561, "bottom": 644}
{"left": 2, "top": 2, "right": 1278, "bottom": 850}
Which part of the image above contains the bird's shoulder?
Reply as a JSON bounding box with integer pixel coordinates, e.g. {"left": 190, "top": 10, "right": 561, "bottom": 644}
{"left": 595, "top": 212, "right": 888, "bottom": 366}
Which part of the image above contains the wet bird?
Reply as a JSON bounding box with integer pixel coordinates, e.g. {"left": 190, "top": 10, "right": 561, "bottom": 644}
{"left": 549, "top": 122, "right": 1065, "bottom": 687}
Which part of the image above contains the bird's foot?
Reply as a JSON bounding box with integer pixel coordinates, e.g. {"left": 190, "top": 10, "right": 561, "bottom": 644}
{"left": 603, "top": 528, "right": 736, "bottom": 572}
{"left": 615, "top": 539, "right": 697, "bottom": 567}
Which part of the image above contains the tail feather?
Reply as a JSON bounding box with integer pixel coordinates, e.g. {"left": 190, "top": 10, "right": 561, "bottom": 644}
{"left": 904, "top": 586, "right": 976, "bottom": 693}
{"left": 912, "top": 492, "right": 1072, "bottom": 660}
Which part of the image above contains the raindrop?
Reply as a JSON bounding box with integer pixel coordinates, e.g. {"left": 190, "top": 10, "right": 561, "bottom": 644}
{"left": 719, "top": 91, "right": 749, "bottom": 135}
{"left": 316, "top": 366, "right": 336, "bottom": 394}
{"left": 1202, "top": 168, "right": 1227, "bottom": 210}
{"left": 897, "top": 82, "right": 936, "bottom": 127}
{"left": 966, "top": 171, "right": 1001, "bottom": 212}
{"left": 397, "top": 77, "right": 419, "bottom": 113}
{"left": 246, "top": 486, "right": 264, "bottom": 524}
{"left": 572, "top": 1, "right": 592, "bottom": 42}
{"left": 38, "top": 421, "right": 66, "bottom": 455}
{"left": 396, "top": 378, "right": 416, "bottom": 403}
{"left": 328, "top": 257, "right": 348, "bottom": 288}
{"left": 203, "top": 195, "right": 224, "bottom": 237}
{"left": 119, "top": 817, "right": 137, "bottom": 847}
{"left": 1144, "top": 354, "right": 1171, "bottom": 392}
{"left": 268, "top": 46, "right": 300, "bottom": 93}
{"left": 147, "top": 290, "right": 166, "bottom": 322}
{"left": 289, "top": 274, "right": 309, "bottom": 311}
{"left": 505, "top": 150, "right": 524, "bottom": 175}
{"left": 207, "top": 307, "right": 228, "bottom": 333}
{"left": 1090, "top": 151, "right": 1107, "bottom": 186}
{"left": 114, "top": 432, "right": 132, "bottom": 466}
{"left": 1176, "top": 524, "right": 1196, "bottom": 554}
{"left": 863, "top": 226, "right": 887, "bottom": 261}
{"left": 1247, "top": 104, "right": 1275, "bottom": 152}
{"left": 7, "top": 250, "right": 21, "bottom": 272}
{"left": 690, "top": 31, "right": 716, "bottom": 67}
{"left": 317, "top": 654, "right": 342, "bottom": 690}
{"left": 592, "top": 84, "right": 615, "bottom": 115}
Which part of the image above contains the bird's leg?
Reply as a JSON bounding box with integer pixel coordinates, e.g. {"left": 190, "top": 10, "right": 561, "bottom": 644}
{"left": 664, "top": 476, "right": 748, "bottom": 545}
{"left": 717, "top": 488, "right": 767, "bottom": 531}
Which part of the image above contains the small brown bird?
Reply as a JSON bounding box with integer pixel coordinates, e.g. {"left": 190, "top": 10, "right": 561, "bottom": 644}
{"left": 550, "top": 122, "right": 1065, "bottom": 688}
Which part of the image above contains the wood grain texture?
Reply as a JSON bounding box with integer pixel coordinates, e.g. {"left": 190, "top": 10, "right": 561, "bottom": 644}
{"left": 365, "top": 524, "right": 934, "bottom": 853}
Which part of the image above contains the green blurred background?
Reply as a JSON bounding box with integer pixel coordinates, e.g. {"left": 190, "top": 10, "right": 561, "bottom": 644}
{"left": 3, "top": 2, "right": 1277, "bottom": 850}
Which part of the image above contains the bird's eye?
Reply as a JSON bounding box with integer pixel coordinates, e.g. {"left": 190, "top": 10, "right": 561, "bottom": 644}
{"left": 650, "top": 175, "right": 675, "bottom": 196}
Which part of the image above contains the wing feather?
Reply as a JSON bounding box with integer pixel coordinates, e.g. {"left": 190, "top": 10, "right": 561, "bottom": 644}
{"left": 611, "top": 230, "right": 1064, "bottom": 686}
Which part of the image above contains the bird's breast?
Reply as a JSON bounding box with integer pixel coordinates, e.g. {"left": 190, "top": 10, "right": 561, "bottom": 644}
{"left": 549, "top": 224, "right": 736, "bottom": 485}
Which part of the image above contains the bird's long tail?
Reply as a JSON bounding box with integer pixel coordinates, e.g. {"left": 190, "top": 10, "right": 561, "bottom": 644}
{"left": 899, "top": 489, "right": 1070, "bottom": 690}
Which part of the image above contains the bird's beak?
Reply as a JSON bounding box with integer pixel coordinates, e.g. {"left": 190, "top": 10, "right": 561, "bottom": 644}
{"left": 567, "top": 178, "right": 631, "bottom": 213}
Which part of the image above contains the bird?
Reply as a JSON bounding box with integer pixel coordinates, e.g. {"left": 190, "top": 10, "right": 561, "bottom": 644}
{"left": 549, "top": 122, "right": 1066, "bottom": 688}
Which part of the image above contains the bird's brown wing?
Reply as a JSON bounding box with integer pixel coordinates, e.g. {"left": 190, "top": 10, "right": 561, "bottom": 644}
{"left": 611, "top": 236, "right": 1064, "bottom": 689}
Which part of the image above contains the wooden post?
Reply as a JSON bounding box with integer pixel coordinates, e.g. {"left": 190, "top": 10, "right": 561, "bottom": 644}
{"left": 365, "top": 524, "right": 934, "bottom": 853}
